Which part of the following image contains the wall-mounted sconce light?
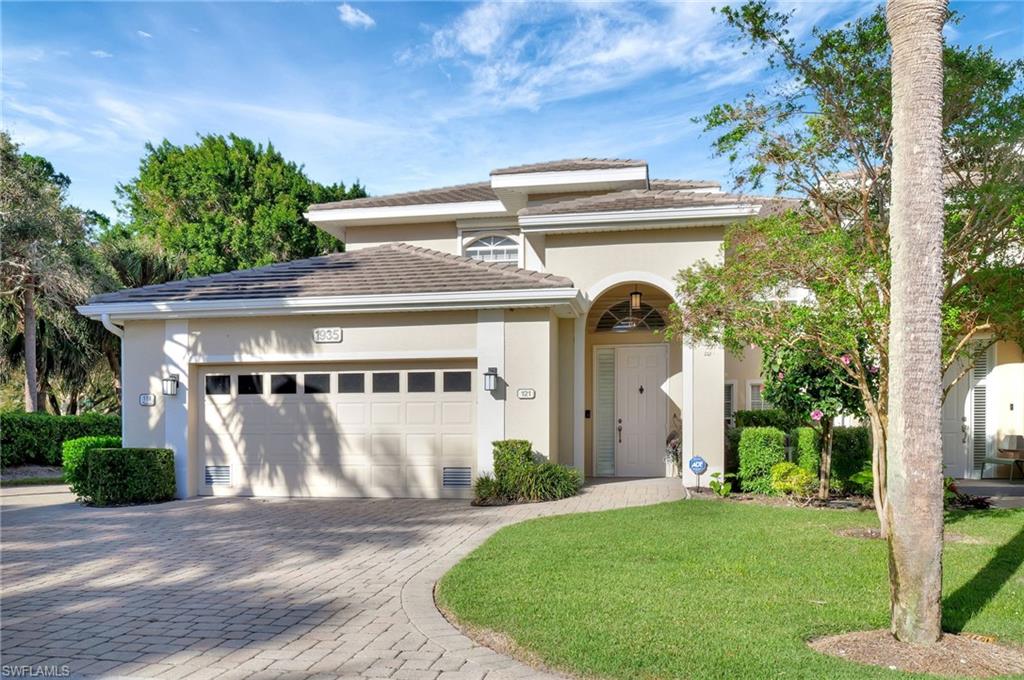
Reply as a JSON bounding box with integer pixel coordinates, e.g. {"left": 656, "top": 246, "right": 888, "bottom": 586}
{"left": 162, "top": 373, "right": 180, "bottom": 397}
{"left": 483, "top": 367, "right": 498, "bottom": 392}
{"left": 630, "top": 289, "right": 642, "bottom": 310}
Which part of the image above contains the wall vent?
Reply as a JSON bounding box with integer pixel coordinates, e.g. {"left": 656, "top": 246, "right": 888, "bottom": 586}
{"left": 205, "top": 465, "right": 231, "bottom": 486}
{"left": 442, "top": 467, "right": 472, "bottom": 488}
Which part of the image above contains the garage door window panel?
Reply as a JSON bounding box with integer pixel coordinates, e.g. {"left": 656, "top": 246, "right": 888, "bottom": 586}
{"left": 205, "top": 375, "right": 231, "bottom": 396}
{"left": 238, "top": 374, "right": 264, "bottom": 395}
{"left": 303, "top": 373, "right": 330, "bottom": 394}
{"left": 408, "top": 372, "right": 436, "bottom": 393}
{"left": 443, "top": 371, "right": 472, "bottom": 392}
{"left": 373, "top": 372, "right": 400, "bottom": 393}
{"left": 339, "top": 373, "right": 365, "bottom": 393}
{"left": 270, "top": 374, "right": 298, "bottom": 395}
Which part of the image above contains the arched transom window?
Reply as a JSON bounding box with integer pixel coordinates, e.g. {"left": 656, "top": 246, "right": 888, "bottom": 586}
{"left": 465, "top": 235, "right": 518, "bottom": 263}
{"left": 596, "top": 300, "right": 667, "bottom": 333}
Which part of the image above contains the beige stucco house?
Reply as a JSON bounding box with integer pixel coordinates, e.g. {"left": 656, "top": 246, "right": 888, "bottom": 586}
{"left": 78, "top": 158, "right": 1023, "bottom": 499}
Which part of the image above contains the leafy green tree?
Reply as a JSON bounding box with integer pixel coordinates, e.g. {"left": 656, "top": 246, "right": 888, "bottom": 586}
{"left": 0, "top": 132, "right": 103, "bottom": 412}
{"left": 115, "top": 133, "right": 365, "bottom": 276}
{"left": 665, "top": 3, "right": 1023, "bottom": 538}
{"left": 761, "top": 342, "right": 866, "bottom": 500}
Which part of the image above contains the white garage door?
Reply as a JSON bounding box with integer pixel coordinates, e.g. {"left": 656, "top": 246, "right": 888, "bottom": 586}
{"left": 198, "top": 362, "right": 476, "bottom": 498}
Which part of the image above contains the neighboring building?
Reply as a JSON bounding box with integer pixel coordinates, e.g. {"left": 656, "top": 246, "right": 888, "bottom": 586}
{"left": 78, "top": 158, "right": 1023, "bottom": 498}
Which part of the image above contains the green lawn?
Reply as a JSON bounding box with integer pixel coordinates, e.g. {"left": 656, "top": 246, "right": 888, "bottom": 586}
{"left": 0, "top": 476, "right": 66, "bottom": 487}
{"left": 437, "top": 500, "right": 1024, "bottom": 679}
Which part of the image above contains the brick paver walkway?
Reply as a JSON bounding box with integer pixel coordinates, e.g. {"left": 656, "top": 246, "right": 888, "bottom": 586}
{"left": 1, "top": 478, "right": 685, "bottom": 679}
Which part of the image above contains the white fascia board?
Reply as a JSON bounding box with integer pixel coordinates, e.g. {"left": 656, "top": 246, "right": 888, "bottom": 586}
{"left": 304, "top": 200, "right": 508, "bottom": 227}
{"left": 490, "top": 166, "right": 648, "bottom": 190}
{"left": 518, "top": 205, "right": 761, "bottom": 233}
{"left": 78, "top": 287, "right": 583, "bottom": 322}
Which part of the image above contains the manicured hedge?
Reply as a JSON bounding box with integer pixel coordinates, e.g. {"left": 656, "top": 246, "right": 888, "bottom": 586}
{"left": 475, "top": 440, "right": 581, "bottom": 504}
{"left": 735, "top": 409, "right": 802, "bottom": 431}
{"left": 738, "top": 427, "right": 787, "bottom": 494}
{"left": 63, "top": 435, "right": 122, "bottom": 495}
{"left": 1, "top": 412, "right": 121, "bottom": 467}
{"left": 792, "top": 427, "right": 820, "bottom": 475}
{"left": 725, "top": 427, "right": 743, "bottom": 475}
{"left": 77, "top": 448, "right": 175, "bottom": 507}
{"left": 831, "top": 426, "right": 872, "bottom": 490}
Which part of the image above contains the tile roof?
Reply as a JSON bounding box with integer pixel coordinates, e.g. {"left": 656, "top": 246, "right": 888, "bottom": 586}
{"left": 490, "top": 158, "right": 647, "bottom": 175}
{"left": 518, "top": 189, "right": 797, "bottom": 217}
{"left": 308, "top": 182, "right": 497, "bottom": 211}
{"left": 87, "top": 243, "right": 573, "bottom": 305}
{"left": 648, "top": 179, "right": 721, "bottom": 190}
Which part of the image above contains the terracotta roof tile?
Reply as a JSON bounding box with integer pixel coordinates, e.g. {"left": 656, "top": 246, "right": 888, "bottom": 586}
{"left": 88, "top": 243, "right": 573, "bottom": 304}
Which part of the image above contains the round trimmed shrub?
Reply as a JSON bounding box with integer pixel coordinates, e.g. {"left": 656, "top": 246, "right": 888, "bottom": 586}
{"left": 738, "top": 427, "right": 787, "bottom": 494}
{"left": 77, "top": 448, "right": 176, "bottom": 507}
{"left": 792, "top": 427, "right": 820, "bottom": 475}
{"left": 770, "top": 462, "right": 816, "bottom": 498}
{"left": 63, "top": 435, "right": 122, "bottom": 496}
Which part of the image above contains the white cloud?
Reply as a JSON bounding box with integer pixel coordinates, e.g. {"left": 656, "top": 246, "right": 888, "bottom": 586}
{"left": 137, "top": 30, "right": 153, "bottom": 39}
{"left": 337, "top": 4, "right": 375, "bottom": 29}
{"left": 4, "top": 99, "right": 70, "bottom": 127}
{"left": 90, "top": 50, "right": 113, "bottom": 58}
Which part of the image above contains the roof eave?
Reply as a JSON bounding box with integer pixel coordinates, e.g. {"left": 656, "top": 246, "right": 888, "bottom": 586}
{"left": 78, "top": 287, "right": 584, "bottom": 322}
{"left": 518, "top": 205, "right": 762, "bottom": 233}
{"left": 304, "top": 200, "right": 509, "bottom": 229}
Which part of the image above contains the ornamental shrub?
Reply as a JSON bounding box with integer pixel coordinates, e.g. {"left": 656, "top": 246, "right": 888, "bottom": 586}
{"left": 520, "top": 462, "right": 582, "bottom": 502}
{"left": 735, "top": 409, "right": 801, "bottom": 431}
{"left": 738, "top": 427, "right": 787, "bottom": 494}
{"left": 831, "top": 427, "right": 872, "bottom": 490}
{"left": 492, "top": 439, "right": 534, "bottom": 498}
{"left": 63, "top": 436, "right": 122, "bottom": 496}
{"left": 770, "top": 462, "right": 817, "bottom": 498}
{"left": 725, "top": 427, "right": 743, "bottom": 475}
{"left": 792, "top": 427, "right": 820, "bottom": 475}
{"left": 77, "top": 448, "right": 176, "bottom": 507}
{"left": 1, "top": 412, "right": 121, "bottom": 467}
{"left": 476, "top": 440, "right": 581, "bottom": 504}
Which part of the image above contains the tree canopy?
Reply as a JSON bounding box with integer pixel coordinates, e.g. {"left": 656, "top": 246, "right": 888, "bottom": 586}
{"left": 665, "top": 2, "right": 1023, "bottom": 530}
{"left": 115, "top": 133, "right": 366, "bottom": 276}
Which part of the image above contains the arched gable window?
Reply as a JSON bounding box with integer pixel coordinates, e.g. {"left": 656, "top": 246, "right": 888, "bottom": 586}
{"left": 465, "top": 235, "right": 518, "bottom": 263}
{"left": 596, "top": 300, "right": 667, "bottom": 333}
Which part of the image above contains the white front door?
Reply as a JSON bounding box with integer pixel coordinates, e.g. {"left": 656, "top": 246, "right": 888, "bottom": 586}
{"left": 614, "top": 346, "right": 668, "bottom": 477}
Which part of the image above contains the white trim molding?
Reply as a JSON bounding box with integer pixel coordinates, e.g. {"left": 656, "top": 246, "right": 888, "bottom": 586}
{"left": 519, "top": 205, "right": 761, "bottom": 234}
{"left": 490, "top": 166, "right": 649, "bottom": 190}
{"left": 305, "top": 200, "right": 508, "bottom": 227}
{"left": 192, "top": 349, "right": 477, "bottom": 365}
{"left": 79, "top": 287, "right": 584, "bottom": 322}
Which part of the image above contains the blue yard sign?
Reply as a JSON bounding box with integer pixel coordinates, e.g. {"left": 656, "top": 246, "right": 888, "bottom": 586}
{"left": 688, "top": 456, "right": 708, "bottom": 476}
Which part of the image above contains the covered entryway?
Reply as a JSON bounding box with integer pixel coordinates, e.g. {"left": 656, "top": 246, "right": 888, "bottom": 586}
{"left": 586, "top": 282, "right": 679, "bottom": 478}
{"left": 198, "top": 361, "right": 476, "bottom": 498}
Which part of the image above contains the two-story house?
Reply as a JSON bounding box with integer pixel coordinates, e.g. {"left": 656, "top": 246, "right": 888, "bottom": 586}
{"left": 79, "top": 158, "right": 1023, "bottom": 498}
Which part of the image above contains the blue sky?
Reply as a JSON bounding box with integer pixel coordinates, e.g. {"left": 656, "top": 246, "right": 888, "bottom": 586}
{"left": 3, "top": 1, "right": 1021, "bottom": 218}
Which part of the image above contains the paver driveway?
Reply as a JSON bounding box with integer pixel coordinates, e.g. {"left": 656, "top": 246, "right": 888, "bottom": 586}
{"left": 1, "top": 478, "right": 685, "bottom": 679}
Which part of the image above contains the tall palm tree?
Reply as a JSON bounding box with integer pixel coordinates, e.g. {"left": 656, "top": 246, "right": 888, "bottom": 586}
{"left": 885, "top": 0, "right": 948, "bottom": 644}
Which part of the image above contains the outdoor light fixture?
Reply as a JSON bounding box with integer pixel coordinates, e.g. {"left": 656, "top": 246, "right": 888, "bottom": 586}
{"left": 630, "top": 289, "right": 642, "bottom": 310}
{"left": 162, "top": 374, "right": 180, "bottom": 397}
{"left": 483, "top": 367, "right": 498, "bottom": 392}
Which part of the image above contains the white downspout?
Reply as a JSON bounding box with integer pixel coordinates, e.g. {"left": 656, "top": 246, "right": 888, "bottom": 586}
{"left": 100, "top": 313, "right": 124, "bottom": 338}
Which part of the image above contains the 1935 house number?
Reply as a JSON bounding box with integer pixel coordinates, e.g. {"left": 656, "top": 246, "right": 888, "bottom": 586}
{"left": 312, "top": 327, "right": 343, "bottom": 343}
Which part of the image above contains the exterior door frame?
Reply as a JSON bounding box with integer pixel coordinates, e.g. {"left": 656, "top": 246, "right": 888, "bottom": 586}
{"left": 590, "top": 343, "right": 670, "bottom": 478}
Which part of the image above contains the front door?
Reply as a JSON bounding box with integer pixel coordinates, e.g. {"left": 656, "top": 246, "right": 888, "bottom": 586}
{"left": 614, "top": 346, "right": 668, "bottom": 477}
{"left": 941, "top": 370, "right": 970, "bottom": 479}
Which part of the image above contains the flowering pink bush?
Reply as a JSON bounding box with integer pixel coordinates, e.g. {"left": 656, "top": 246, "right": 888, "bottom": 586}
{"left": 811, "top": 409, "right": 824, "bottom": 421}
{"left": 840, "top": 354, "right": 852, "bottom": 366}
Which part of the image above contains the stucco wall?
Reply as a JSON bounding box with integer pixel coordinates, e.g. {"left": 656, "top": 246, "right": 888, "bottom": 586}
{"left": 122, "top": 320, "right": 169, "bottom": 449}
{"left": 994, "top": 340, "right": 1024, "bottom": 443}
{"left": 503, "top": 308, "right": 556, "bottom": 460}
{"left": 725, "top": 345, "right": 765, "bottom": 412}
{"left": 343, "top": 221, "right": 458, "bottom": 253}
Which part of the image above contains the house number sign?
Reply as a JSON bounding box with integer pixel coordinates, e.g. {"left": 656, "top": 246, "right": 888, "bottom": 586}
{"left": 312, "top": 327, "right": 343, "bottom": 344}
{"left": 516, "top": 388, "right": 536, "bottom": 400}
{"left": 139, "top": 393, "right": 156, "bottom": 407}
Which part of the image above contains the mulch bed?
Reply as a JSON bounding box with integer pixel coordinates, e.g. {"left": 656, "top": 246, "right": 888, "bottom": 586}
{"left": 810, "top": 630, "right": 1024, "bottom": 678}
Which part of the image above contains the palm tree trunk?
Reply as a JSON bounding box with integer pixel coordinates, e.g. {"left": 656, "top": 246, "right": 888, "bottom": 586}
{"left": 23, "top": 283, "right": 39, "bottom": 413}
{"left": 885, "top": 0, "right": 947, "bottom": 644}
